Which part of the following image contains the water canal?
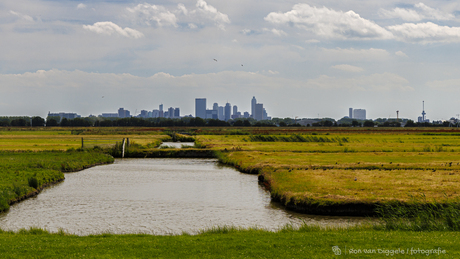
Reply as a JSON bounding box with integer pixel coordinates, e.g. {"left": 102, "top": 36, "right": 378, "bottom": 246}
{"left": 0, "top": 158, "right": 365, "bottom": 235}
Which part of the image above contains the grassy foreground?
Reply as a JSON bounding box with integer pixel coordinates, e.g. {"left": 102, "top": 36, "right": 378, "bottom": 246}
{"left": 0, "top": 226, "right": 458, "bottom": 258}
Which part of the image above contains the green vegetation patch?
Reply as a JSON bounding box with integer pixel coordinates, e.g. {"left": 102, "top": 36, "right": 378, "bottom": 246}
{"left": 0, "top": 226, "right": 458, "bottom": 258}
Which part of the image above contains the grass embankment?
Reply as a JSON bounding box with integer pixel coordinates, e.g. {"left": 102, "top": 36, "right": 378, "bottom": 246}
{"left": 0, "top": 226, "right": 458, "bottom": 258}
{"left": 0, "top": 150, "right": 114, "bottom": 212}
{"left": 203, "top": 132, "right": 460, "bottom": 215}
{"left": 0, "top": 128, "right": 167, "bottom": 151}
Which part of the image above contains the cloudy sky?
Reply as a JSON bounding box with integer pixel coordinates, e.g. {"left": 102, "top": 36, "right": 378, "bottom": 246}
{"left": 2, "top": 0, "right": 460, "bottom": 121}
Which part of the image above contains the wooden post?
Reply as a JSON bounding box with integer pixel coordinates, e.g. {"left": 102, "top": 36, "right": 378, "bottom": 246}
{"left": 127, "top": 138, "right": 130, "bottom": 147}
{"left": 81, "top": 138, "right": 84, "bottom": 148}
{"left": 122, "top": 138, "right": 126, "bottom": 158}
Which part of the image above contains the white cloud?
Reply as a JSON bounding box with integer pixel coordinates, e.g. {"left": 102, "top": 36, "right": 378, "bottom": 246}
{"left": 379, "top": 3, "right": 454, "bottom": 22}
{"left": 306, "top": 73, "right": 413, "bottom": 91}
{"left": 195, "top": 0, "right": 230, "bottom": 30}
{"left": 9, "top": 10, "right": 34, "bottom": 22}
{"left": 263, "top": 28, "right": 286, "bottom": 36}
{"left": 264, "top": 4, "right": 393, "bottom": 40}
{"left": 127, "top": 3, "right": 178, "bottom": 27}
{"left": 77, "top": 3, "right": 87, "bottom": 10}
{"left": 331, "top": 64, "right": 364, "bottom": 73}
{"left": 320, "top": 48, "right": 390, "bottom": 61}
{"left": 83, "top": 22, "right": 144, "bottom": 39}
{"left": 388, "top": 22, "right": 460, "bottom": 43}
{"left": 305, "top": 39, "right": 320, "bottom": 43}
{"left": 395, "top": 51, "right": 408, "bottom": 57}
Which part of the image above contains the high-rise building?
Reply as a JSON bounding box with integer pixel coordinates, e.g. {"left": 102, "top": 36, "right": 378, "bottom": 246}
{"left": 232, "top": 105, "right": 239, "bottom": 119}
{"left": 174, "top": 108, "right": 180, "bottom": 118}
{"left": 251, "top": 96, "right": 256, "bottom": 119}
{"left": 243, "top": 112, "right": 250, "bottom": 118}
{"left": 263, "top": 108, "right": 268, "bottom": 120}
{"left": 195, "top": 98, "right": 206, "bottom": 119}
{"left": 218, "top": 106, "right": 224, "bottom": 121}
{"left": 213, "top": 103, "right": 218, "bottom": 111}
{"left": 349, "top": 108, "right": 353, "bottom": 118}
{"left": 168, "top": 107, "right": 174, "bottom": 118}
{"left": 118, "top": 108, "right": 130, "bottom": 118}
{"left": 140, "top": 110, "right": 148, "bottom": 118}
{"left": 255, "top": 103, "right": 263, "bottom": 121}
{"left": 159, "top": 104, "right": 164, "bottom": 118}
{"left": 152, "top": 109, "right": 160, "bottom": 118}
{"left": 225, "top": 103, "right": 231, "bottom": 121}
{"left": 353, "top": 109, "right": 366, "bottom": 120}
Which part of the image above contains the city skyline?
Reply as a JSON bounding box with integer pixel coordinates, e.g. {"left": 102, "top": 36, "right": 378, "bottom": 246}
{"left": 2, "top": 1, "right": 460, "bottom": 121}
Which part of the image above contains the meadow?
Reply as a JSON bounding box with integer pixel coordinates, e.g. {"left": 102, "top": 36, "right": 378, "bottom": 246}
{"left": 1, "top": 127, "right": 460, "bottom": 258}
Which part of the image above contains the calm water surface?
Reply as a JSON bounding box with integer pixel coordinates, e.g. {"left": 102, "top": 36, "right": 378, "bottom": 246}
{"left": 0, "top": 159, "right": 365, "bottom": 235}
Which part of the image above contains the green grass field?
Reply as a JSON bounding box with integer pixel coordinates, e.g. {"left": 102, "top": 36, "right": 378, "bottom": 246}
{"left": 0, "top": 226, "right": 459, "bottom": 258}
{"left": 1, "top": 127, "right": 460, "bottom": 258}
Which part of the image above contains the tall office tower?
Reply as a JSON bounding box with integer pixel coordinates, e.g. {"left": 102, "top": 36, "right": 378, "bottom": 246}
{"left": 233, "top": 105, "right": 238, "bottom": 119}
{"left": 263, "top": 108, "right": 268, "bottom": 120}
{"left": 152, "top": 110, "right": 160, "bottom": 118}
{"left": 174, "top": 108, "right": 180, "bottom": 118}
{"left": 195, "top": 98, "right": 206, "bottom": 119}
{"left": 353, "top": 109, "right": 366, "bottom": 120}
{"left": 168, "top": 107, "right": 174, "bottom": 118}
{"left": 218, "top": 106, "right": 224, "bottom": 121}
{"left": 213, "top": 103, "right": 218, "bottom": 111}
{"left": 243, "top": 112, "right": 250, "bottom": 118}
{"left": 118, "top": 108, "right": 125, "bottom": 118}
{"left": 251, "top": 96, "right": 256, "bottom": 118}
{"left": 225, "top": 102, "right": 231, "bottom": 121}
{"left": 140, "top": 110, "right": 148, "bottom": 118}
{"left": 349, "top": 108, "right": 353, "bottom": 119}
{"left": 255, "top": 103, "right": 263, "bottom": 121}
{"left": 159, "top": 104, "right": 164, "bottom": 118}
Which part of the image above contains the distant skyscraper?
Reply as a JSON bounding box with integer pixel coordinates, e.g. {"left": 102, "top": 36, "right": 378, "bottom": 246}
{"left": 213, "top": 103, "right": 218, "bottom": 111}
{"left": 263, "top": 108, "right": 268, "bottom": 120}
{"left": 251, "top": 96, "right": 256, "bottom": 119}
{"left": 218, "top": 106, "right": 224, "bottom": 121}
{"left": 195, "top": 98, "right": 206, "bottom": 119}
{"left": 243, "top": 112, "right": 249, "bottom": 118}
{"left": 168, "top": 107, "right": 174, "bottom": 118}
{"left": 174, "top": 108, "right": 180, "bottom": 118}
{"left": 159, "top": 104, "right": 164, "bottom": 118}
{"left": 255, "top": 103, "right": 263, "bottom": 121}
{"left": 349, "top": 108, "right": 353, "bottom": 119}
{"left": 225, "top": 102, "right": 231, "bottom": 121}
{"left": 118, "top": 108, "right": 130, "bottom": 118}
{"left": 232, "top": 105, "right": 238, "bottom": 119}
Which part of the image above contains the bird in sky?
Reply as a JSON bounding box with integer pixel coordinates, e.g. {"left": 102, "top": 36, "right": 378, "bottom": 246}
{"left": 213, "top": 59, "right": 217, "bottom": 62}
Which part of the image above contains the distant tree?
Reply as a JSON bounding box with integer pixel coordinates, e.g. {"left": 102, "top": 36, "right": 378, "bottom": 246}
{"left": 11, "top": 119, "right": 28, "bottom": 127}
{"left": 279, "top": 121, "right": 287, "bottom": 127}
{"left": 233, "top": 120, "right": 244, "bottom": 127}
{"left": 352, "top": 120, "right": 360, "bottom": 127}
{"left": 60, "top": 118, "right": 69, "bottom": 127}
{"left": 46, "top": 118, "right": 58, "bottom": 127}
{"left": 31, "top": 116, "right": 45, "bottom": 127}
{"left": 363, "top": 120, "right": 374, "bottom": 127}
{"left": 243, "top": 120, "right": 251, "bottom": 127}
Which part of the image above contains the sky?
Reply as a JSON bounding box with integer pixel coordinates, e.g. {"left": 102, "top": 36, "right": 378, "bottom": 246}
{"left": 2, "top": 0, "right": 460, "bottom": 121}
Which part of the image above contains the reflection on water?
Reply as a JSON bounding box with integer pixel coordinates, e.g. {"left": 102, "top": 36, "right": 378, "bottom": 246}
{"left": 159, "top": 142, "right": 194, "bottom": 148}
{"left": 0, "top": 159, "right": 366, "bottom": 235}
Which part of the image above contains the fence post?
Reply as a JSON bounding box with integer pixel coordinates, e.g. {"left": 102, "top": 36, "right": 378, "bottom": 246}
{"left": 81, "top": 138, "right": 84, "bottom": 149}
{"left": 127, "top": 138, "right": 130, "bottom": 147}
{"left": 122, "top": 138, "right": 126, "bottom": 158}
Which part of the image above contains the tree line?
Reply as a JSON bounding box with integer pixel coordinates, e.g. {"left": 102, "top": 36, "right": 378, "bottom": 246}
{"left": 0, "top": 116, "right": 453, "bottom": 128}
